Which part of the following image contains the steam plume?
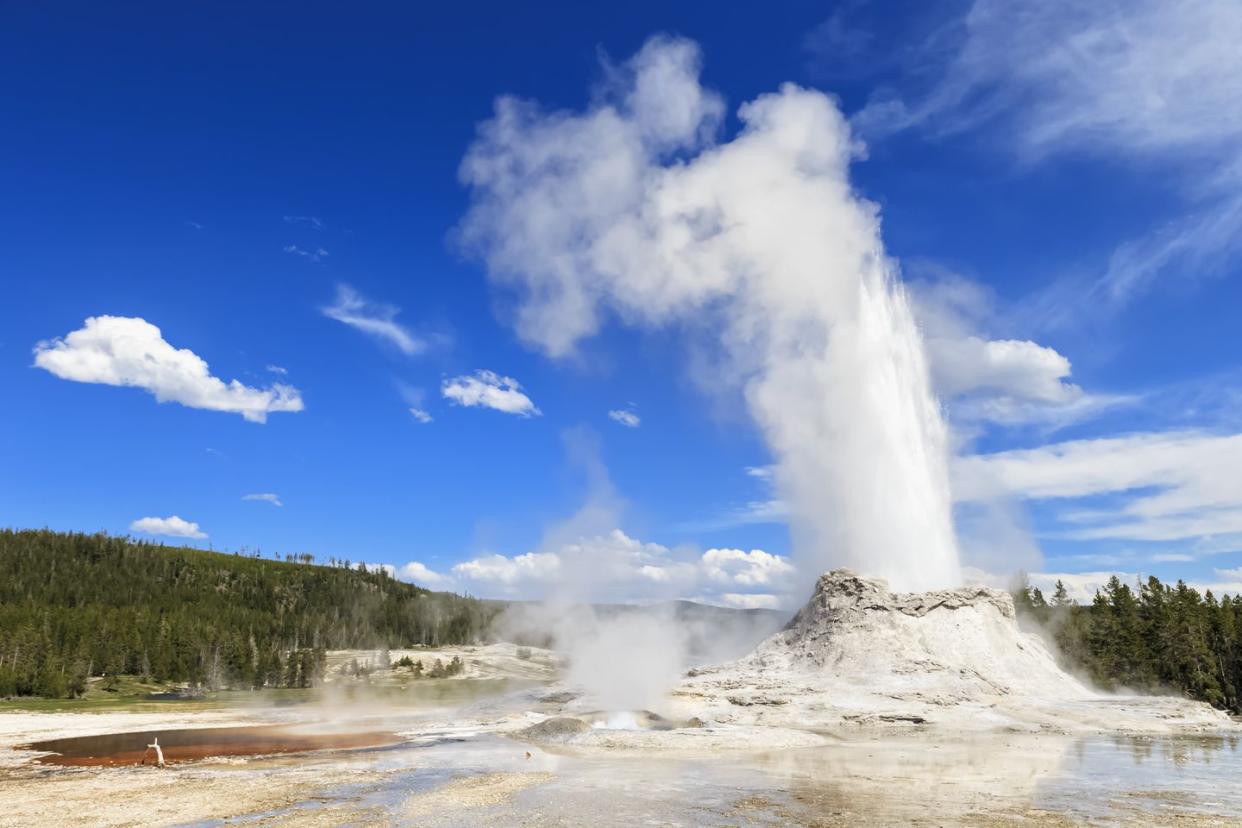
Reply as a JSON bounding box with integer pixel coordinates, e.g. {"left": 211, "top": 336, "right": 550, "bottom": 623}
{"left": 460, "top": 36, "right": 960, "bottom": 592}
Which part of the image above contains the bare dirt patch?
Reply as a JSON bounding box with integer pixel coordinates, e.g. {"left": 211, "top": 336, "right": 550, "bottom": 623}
{"left": 403, "top": 771, "right": 554, "bottom": 818}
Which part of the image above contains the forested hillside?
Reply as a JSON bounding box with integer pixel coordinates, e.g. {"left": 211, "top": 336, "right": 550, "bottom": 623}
{"left": 1016, "top": 575, "right": 1242, "bottom": 713}
{"left": 0, "top": 529, "right": 496, "bottom": 698}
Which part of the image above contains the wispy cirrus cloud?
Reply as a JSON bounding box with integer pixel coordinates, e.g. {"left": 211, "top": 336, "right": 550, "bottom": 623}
{"left": 1024, "top": 199, "right": 1242, "bottom": 331}
{"left": 954, "top": 431, "right": 1242, "bottom": 548}
{"left": 242, "top": 493, "right": 283, "bottom": 507}
{"left": 856, "top": 0, "right": 1242, "bottom": 163}
{"left": 854, "top": 0, "right": 1242, "bottom": 325}
{"left": 608, "top": 408, "right": 640, "bottom": 428}
{"left": 322, "top": 283, "right": 424, "bottom": 355}
{"left": 394, "top": 381, "right": 434, "bottom": 423}
{"left": 679, "top": 465, "right": 788, "bottom": 533}
{"left": 283, "top": 244, "right": 329, "bottom": 263}
{"left": 33, "top": 316, "right": 303, "bottom": 423}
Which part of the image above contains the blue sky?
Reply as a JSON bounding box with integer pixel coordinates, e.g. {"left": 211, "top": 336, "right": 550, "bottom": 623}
{"left": 3, "top": 1, "right": 1240, "bottom": 606}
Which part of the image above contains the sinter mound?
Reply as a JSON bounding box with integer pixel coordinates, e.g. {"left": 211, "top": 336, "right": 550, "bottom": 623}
{"left": 671, "top": 569, "right": 1231, "bottom": 734}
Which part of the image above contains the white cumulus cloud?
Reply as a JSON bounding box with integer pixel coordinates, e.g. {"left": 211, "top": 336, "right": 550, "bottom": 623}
{"left": 450, "top": 529, "right": 795, "bottom": 607}
{"left": 453, "top": 551, "right": 561, "bottom": 586}
{"left": 33, "top": 316, "right": 303, "bottom": 423}
{"left": 409, "top": 407, "right": 433, "bottom": 424}
{"left": 130, "top": 515, "right": 207, "bottom": 539}
{"left": 399, "top": 561, "right": 449, "bottom": 587}
{"left": 701, "top": 547, "right": 795, "bottom": 587}
{"left": 442, "top": 369, "right": 540, "bottom": 417}
{"left": 906, "top": 271, "right": 1127, "bottom": 428}
{"left": 322, "top": 283, "right": 424, "bottom": 355}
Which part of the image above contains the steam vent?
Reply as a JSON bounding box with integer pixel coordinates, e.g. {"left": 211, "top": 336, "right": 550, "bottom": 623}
{"left": 672, "top": 569, "right": 1229, "bottom": 733}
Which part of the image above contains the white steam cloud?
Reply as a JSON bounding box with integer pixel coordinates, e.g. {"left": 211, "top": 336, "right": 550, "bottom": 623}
{"left": 460, "top": 36, "right": 960, "bottom": 591}
{"left": 467, "top": 428, "right": 791, "bottom": 714}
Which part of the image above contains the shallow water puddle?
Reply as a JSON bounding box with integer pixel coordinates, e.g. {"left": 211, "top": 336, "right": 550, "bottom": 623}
{"left": 19, "top": 724, "right": 403, "bottom": 766}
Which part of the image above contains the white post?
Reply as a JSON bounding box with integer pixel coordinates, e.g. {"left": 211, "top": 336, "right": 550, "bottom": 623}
{"left": 145, "top": 737, "right": 165, "bottom": 768}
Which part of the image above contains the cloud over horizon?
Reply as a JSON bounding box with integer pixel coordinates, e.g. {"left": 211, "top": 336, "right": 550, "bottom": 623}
{"left": 130, "top": 515, "right": 207, "bottom": 539}
{"left": 404, "top": 528, "right": 797, "bottom": 609}
{"left": 399, "top": 561, "right": 450, "bottom": 587}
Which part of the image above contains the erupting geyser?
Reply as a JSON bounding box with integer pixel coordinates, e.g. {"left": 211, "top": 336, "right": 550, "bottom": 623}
{"left": 460, "top": 35, "right": 960, "bottom": 592}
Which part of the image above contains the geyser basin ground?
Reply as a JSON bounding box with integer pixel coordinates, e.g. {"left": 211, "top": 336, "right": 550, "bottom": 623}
{"left": 4, "top": 713, "right": 1242, "bottom": 826}
{"left": 1, "top": 574, "right": 1239, "bottom": 824}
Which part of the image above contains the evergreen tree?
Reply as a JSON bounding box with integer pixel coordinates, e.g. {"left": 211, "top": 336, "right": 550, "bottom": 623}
{"left": 1013, "top": 572, "right": 1242, "bottom": 713}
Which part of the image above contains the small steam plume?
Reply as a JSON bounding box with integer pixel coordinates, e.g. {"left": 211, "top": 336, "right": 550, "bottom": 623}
{"left": 497, "top": 428, "right": 689, "bottom": 714}
{"left": 460, "top": 36, "right": 960, "bottom": 592}
{"left": 494, "top": 429, "right": 788, "bottom": 715}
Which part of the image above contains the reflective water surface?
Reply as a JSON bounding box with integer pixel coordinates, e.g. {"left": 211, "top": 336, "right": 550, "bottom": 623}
{"left": 178, "top": 730, "right": 1242, "bottom": 826}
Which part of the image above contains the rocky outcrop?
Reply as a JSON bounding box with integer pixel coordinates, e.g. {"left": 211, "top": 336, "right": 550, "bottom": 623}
{"left": 520, "top": 717, "right": 591, "bottom": 743}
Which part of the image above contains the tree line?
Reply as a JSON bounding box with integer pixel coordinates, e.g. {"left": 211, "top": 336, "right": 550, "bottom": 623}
{"left": 0, "top": 529, "right": 498, "bottom": 698}
{"left": 1015, "top": 574, "right": 1242, "bottom": 712}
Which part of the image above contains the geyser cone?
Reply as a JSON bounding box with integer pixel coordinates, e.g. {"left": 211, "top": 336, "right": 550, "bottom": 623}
{"left": 674, "top": 570, "right": 1232, "bottom": 733}
{"left": 671, "top": 568, "right": 1176, "bottom": 732}
{"left": 748, "top": 569, "right": 1091, "bottom": 701}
